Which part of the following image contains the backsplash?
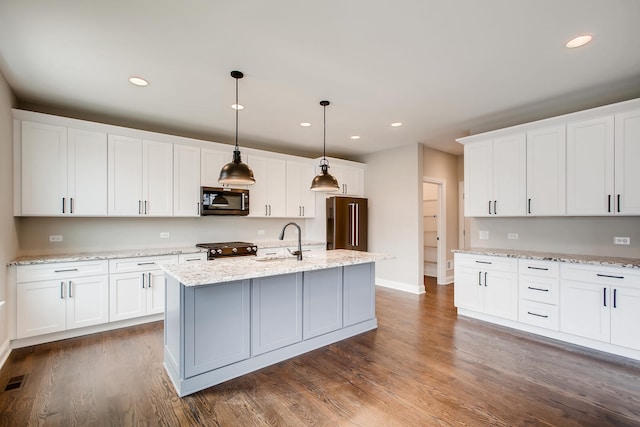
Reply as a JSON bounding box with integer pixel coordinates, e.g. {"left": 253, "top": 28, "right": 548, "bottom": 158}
{"left": 469, "top": 216, "right": 640, "bottom": 258}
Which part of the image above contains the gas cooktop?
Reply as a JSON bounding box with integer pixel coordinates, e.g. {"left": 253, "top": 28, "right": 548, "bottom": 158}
{"left": 196, "top": 241, "right": 258, "bottom": 259}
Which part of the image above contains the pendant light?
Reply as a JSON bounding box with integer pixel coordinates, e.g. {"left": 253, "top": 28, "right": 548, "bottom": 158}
{"left": 219, "top": 71, "right": 256, "bottom": 185}
{"left": 310, "top": 100, "right": 340, "bottom": 192}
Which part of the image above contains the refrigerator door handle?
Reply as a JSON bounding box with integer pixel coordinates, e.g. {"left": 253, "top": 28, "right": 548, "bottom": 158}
{"left": 349, "top": 202, "right": 355, "bottom": 247}
{"left": 355, "top": 203, "right": 359, "bottom": 247}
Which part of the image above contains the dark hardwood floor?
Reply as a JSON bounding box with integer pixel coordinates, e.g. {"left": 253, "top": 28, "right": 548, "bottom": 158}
{"left": 2, "top": 279, "right": 640, "bottom": 426}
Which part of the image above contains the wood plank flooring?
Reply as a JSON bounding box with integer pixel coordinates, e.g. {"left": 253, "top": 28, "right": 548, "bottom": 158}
{"left": 1, "top": 279, "right": 640, "bottom": 426}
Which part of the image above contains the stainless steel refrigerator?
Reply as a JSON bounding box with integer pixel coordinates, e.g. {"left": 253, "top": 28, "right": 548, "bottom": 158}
{"left": 326, "top": 196, "right": 368, "bottom": 251}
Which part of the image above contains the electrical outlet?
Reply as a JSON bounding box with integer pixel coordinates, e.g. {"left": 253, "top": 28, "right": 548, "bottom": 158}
{"left": 49, "top": 235, "right": 63, "bottom": 242}
{"left": 508, "top": 233, "right": 519, "bottom": 240}
{"left": 160, "top": 232, "right": 170, "bottom": 239}
{"left": 258, "top": 229, "right": 265, "bottom": 235}
{"left": 614, "top": 237, "right": 630, "bottom": 245}
{"left": 447, "top": 260, "right": 453, "bottom": 270}
{"left": 479, "top": 231, "right": 489, "bottom": 240}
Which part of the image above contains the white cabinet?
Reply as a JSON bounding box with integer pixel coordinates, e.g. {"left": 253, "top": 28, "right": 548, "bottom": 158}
{"left": 614, "top": 109, "right": 640, "bottom": 215}
{"left": 526, "top": 126, "right": 566, "bottom": 215}
{"left": 518, "top": 259, "right": 560, "bottom": 330}
{"left": 108, "top": 135, "right": 173, "bottom": 216}
{"left": 20, "top": 121, "right": 107, "bottom": 216}
{"left": 178, "top": 252, "right": 208, "bottom": 263}
{"left": 324, "top": 160, "right": 365, "bottom": 197}
{"left": 109, "top": 255, "right": 178, "bottom": 321}
{"left": 560, "top": 263, "right": 640, "bottom": 351}
{"left": 173, "top": 144, "right": 201, "bottom": 217}
{"left": 16, "top": 260, "right": 109, "bottom": 338}
{"left": 286, "top": 160, "right": 316, "bottom": 217}
{"left": 453, "top": 254, "right": 518, "bottom": 320}
{"left": 463, "top": 134, "right": 526, "bottom": 217}
{"left": 247, "top": 154, "right": 286, "bottom": 217}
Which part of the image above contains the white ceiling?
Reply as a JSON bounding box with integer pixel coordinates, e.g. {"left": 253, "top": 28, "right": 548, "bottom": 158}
{"left": 1, "top": 1, "right": 639, "bottom": 159}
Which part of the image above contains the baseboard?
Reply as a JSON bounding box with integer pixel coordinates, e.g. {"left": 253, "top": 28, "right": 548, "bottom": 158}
{"left": 442, "top": 274, "right": 454, "bottom": 285}
{"left": 376, "top": 277, "right": 425, "bottom": 294}
{"left": 0, "top": 338, "right": 10, "bottom": 371}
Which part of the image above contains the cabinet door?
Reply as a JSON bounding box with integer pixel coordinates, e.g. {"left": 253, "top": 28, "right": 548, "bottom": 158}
{"left": 610, "top": 286, "right": 640, "bottom": 351}
{"left": 174, "top": 144, "right": 201, "bottom": 217}
{"left": 492, "top": 134, "right": 526, "bottom": 216}
{"left": 303, "top": 268, "right": 343, "bottom": 339}
{"left": 17, "top": 280, "right": 66, "bottom": 338}
{"left": 526, "top": 126, "right": 566, "bottom": 215}
{"left": 343, "top": 263, "right": 375, "bottom": 327}
{"left": 463, "top": 141, "right": 493, "bottom": 217}
{"left": 266, "top": 157, "right": 286, "bottom": 217}
{"left": 482, "top": 270, "right": 518, "bottom": 320}
{"left": 109, "top": 273, "right": 146, "bottom": 321}
{"left": 251, "top": 273, "right": 303, "bottom": 356}
{"left": 286, "top": 161, "right": 316, "bottom": 217}
{"left": 453, "top": 266, "right": 483, "bottom": 312}
{"left": 146, "top": 270, "right": 166, "bottom": 315}
{"left": 341, "top": 166, "right": 364, "bottom": 197}
{"left": 66, "top": 275, "right": 109, "bottom": 330}
{"left": 184, "top": 280, "right": 251, "bottom": 378}
{"left": 21, "top": 121, "right": 67, "bottom": 215}
{"left": 108, "top": 135, "right": 143, "bottom": 215}
{"left": 247, "top": 155, "right": 286, "bottom": 217}
{"left": 560, "top": 280, "right": 610, "bottom": 342}
{"left": 247, "top": 155, "right": 269, "bottom": 216}
{"left": 143, "top": 140, "right": 173, "bottom": 216}
{"left": 67, "top": 129, "right": 108, "bottom": 215}
{"left": 566, "top": 116, "right": 615, "bottom": 215}
{"left": 614, "top": 109, "right": 640, "bottom": 215}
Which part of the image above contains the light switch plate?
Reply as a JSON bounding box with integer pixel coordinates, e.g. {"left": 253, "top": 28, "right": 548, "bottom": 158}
{"left": 160, "top": 232, "right": 170, "bottom": 238}
{"left": 479, "top": 231, "right": 489, "bottom": 240}
{"left": 614, "top": 237, "right": 630, "bottom": 245}
{"left": 49, "top": 235, "right": 63, "bottom": 242}
{"left": 508, "top": 233, "right": 519, "bottom": 240}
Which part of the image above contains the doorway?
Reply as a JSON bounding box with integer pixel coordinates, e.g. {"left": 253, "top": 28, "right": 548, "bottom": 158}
{"left": 422, "top": 178, "right": 446, "bottom": 285}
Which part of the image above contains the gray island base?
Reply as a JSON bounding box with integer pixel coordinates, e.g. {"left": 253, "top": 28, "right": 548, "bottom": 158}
{"left": 161, "top": 250, "right": 390, "bottom": 397}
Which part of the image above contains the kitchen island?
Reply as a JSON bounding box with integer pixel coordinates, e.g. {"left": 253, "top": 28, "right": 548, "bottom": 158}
{"left": 160, "top": 250, "right": 391, "bottom": 397}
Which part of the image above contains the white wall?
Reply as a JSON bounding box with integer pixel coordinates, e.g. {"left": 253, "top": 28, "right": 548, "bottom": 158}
{"left": 0, "top": 71, "right": 18, "bottom": 366}
{"left": 364, "top": 143, "right": 423, "bottom": 294}
{"left": 469, "top": 216, "right": 640, "bottom": 258}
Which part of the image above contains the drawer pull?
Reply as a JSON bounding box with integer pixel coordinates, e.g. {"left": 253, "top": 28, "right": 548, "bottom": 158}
{"left": 137, "top": 262, "right": 155, "bottom": 266}
{"left": 55, "top": 268, "right": 78, "bottom": 273}
{"left": 527, "top": 266, "right": 549, "bottom": 271}
{"left": 475, "top": 260, "right": 492, "bottom": 264}
{"left": 527, "top": 311, "right": 548, "bottom": 319}
{"left": 527, "top": 286, "right": 549, "bottom": 292}
{"left": 184, "top": 258, "right": 200, "bottom": 262}
{"left": 596, "top": 273, "right": 624, "bottom": 279}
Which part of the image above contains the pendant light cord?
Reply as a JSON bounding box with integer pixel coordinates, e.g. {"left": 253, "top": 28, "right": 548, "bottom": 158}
{"left": 323, "top": 103, "right": 326, "bottom": 160}
{"left": 235, "top": 76, "right": 239, "bottom": 151}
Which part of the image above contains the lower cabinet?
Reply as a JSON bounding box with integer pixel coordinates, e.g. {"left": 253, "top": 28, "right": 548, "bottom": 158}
{"left": 454, "top": 254, "right": 518, "bottom": 321}
{"left": 303, "top": 268, "right": 343, "bottom": 339}
{"left": 344, "top": 262, "right": 375, "bottom": 326}
{"left": 518, "top": 259, "right": 560, "bottom": 331}
{"left": 251, "top": 273, "right": 303, "bottom": 356}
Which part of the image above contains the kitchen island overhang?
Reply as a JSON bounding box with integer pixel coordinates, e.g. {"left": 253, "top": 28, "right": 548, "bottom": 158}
{"left": 160, "top": 250, "right": 392, "bottom": 397}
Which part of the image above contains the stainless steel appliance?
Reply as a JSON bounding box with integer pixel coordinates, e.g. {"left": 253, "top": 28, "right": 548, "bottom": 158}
{"left": 201, "top": 187, "right": 249, "bottom": 216}
{"left": 196, "top": 241, "right": 258, "bottom": 260}
{"left": 326, "top": 196, "right": 368, "bottom": 251}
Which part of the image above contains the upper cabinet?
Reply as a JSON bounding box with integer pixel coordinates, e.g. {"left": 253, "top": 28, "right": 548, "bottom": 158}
{"left": 286, "top": 160, "right": 316, "bottom": 218}
{"left": 20, "top": 121, "right": 107, "bottom": 216}
{"left": 174, "top": 144, "right": 201, "bottom": 217}
{"left": 247, "top": 153, "right": 287, "bottom": 217}
{"left": 321, "top": 158, "right": 365, "bottom": 197}
{"left": 108, "top": 135, "right": 173, "bottom": 216}
{"left": 526, "top": 126, "right": 566, "bottom": 216}
{"left": 201, "top": 147, "right": 249, "bottom": 189}
{"left": 464, "top": 134, "right": 526, "bottom": 217}
{"left": 459, "top": 98, "right": 640, "bottom": 218}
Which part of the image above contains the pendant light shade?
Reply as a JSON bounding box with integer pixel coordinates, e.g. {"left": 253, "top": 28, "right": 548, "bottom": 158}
{"left": 311, "top": 100, "right": 340, "bottom": 192}
{"left": 219, "top": 70, "right": 255, "bottom": 185}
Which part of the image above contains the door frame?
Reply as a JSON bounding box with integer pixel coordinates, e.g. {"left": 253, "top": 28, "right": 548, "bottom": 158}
{"left": 422, "top": 177, "right": 446, "bottom": 285}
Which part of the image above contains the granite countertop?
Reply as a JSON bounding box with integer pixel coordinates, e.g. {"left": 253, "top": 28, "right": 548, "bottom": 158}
{"left": 454, "top": 248, "right": 640, "bottom": 269}
{"left": 256, "top": 240, "right": 326, "bottom": 249}
{"left": 8, "top": 246, "right": 208, "bottom": 266}
{"left": 160, "top": 249, "right": 393, "bottom": 287}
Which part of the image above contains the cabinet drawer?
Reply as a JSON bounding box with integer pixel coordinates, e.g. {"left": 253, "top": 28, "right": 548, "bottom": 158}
{"left": 178, "top": 253, "right": 207, "bottom": 263}
{"left": 560, "top": 263, "right": 640, "bottom": 287}
{"left": 518, "top": 259, "right": 559, "bottom": 278}
{"left": 454, "top": 254, "right": 517, "bottom": 272}
{"left": 519, "top": 276, "right": 559, "bottom": 305}
{"left": 109, "top": 255, "right": 178, "bottom": 273}
{"left": 256, "top": 248, "right": 285, "bottom": 258}
{"left": 17, "top": 260, "right": 109, "bottom": 283}
{"left": 519, "top": 300, "right": 559, "bottom": 331}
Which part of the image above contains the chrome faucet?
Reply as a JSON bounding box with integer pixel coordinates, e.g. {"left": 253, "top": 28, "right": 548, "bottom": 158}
{"left": 279, "top": 222, "right": 303, "bottom": 261}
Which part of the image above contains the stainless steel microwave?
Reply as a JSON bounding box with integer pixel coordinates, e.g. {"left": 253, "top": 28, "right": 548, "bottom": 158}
{"left": 201, "top": 187, "right": 249, "bottom": 216}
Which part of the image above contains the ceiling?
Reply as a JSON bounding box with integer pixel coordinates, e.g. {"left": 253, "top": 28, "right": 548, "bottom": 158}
{"left": 1, "top": 1, "right": 639, "bottom": 160}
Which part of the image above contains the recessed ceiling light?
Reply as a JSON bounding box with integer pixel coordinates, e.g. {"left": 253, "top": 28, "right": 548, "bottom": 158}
{"left": 300, "top": 122, "right": 311, "bottom": 127}
{"left": 566, "top": 34, "right": 593, "bottom": 48}
{"left": 391, "top": 122, "right": 403, "bottom": 127}
{"left": 350, "top": 135, "right": 361, "bottom": 140}
{"left": 231, "top": 103, "right": 244, "bottom": 110}
{"left": 129, "top": 76, "right": 148, "bottom": 87}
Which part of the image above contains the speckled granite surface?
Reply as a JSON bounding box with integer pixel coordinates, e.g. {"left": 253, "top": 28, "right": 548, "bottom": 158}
{"left": 454, "top": 248, "right": 640, "bottom": 269}
{"left": 8, "top": 247, "right": 208, "bottom": 266}
{"left": 256, "top": 240, "right": 326, "bottom": 248}
{"left": 160, "top": 249, "right": 394, "bottom": 287}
